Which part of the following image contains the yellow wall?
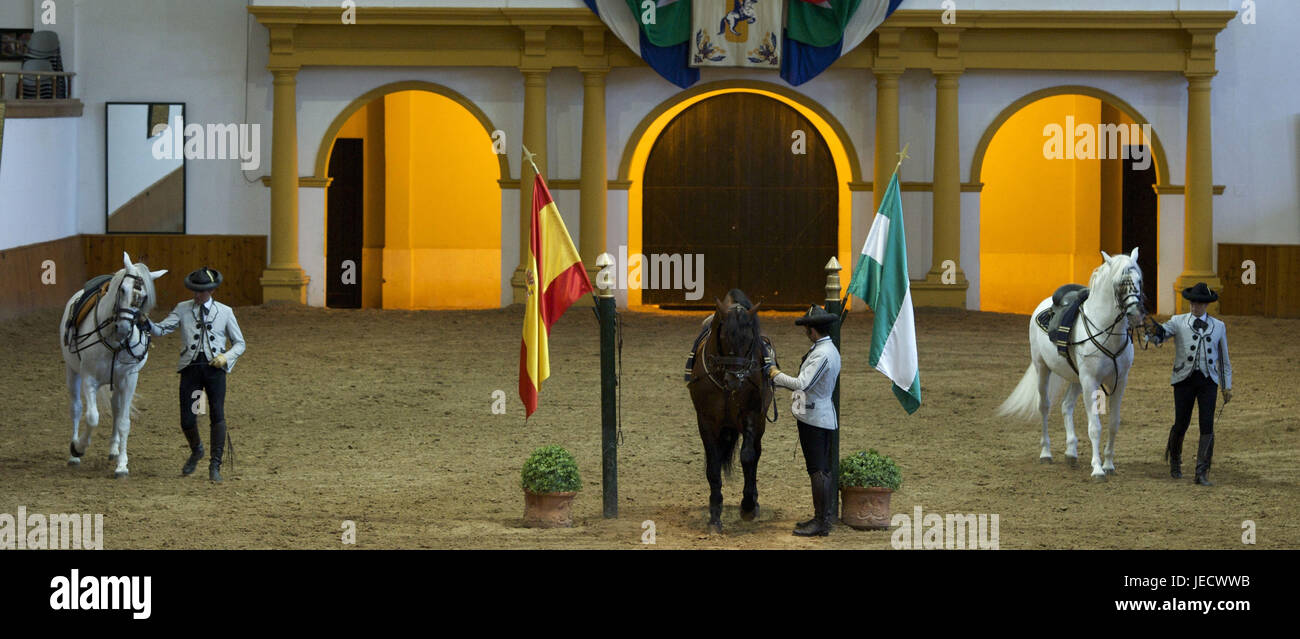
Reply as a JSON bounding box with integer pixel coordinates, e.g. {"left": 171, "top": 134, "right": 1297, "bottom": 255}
{"left": 381, "top": 91, "right": 500, "bottom": 309}
{"left": 980, "top": 95, "right": 1103, "bottom": 314}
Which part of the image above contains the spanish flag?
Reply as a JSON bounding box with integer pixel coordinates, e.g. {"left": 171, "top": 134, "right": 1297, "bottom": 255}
{"left": 519, "top": 173, "right": 593, "bottom": 418}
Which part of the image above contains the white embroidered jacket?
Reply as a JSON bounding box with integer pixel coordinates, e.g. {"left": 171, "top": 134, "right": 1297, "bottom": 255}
{"left": 772, "top": 336, "right": 841, "bottom": 430}
{"left": 148, "top": 299, "right": 246, "bottom": 373}
{"left": 1153, "top": 313, "right": 1231, "bottom": 389}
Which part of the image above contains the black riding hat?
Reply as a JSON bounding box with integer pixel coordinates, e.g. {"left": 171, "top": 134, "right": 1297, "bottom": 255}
{"left": 1181, "top": 282, "right": 1218, "bottom": 303}
{"left": 184, "top": 267, "right": 223, "bottom": 292}
{"left": 795, "top": 305, "right": 837, "bottom": 328}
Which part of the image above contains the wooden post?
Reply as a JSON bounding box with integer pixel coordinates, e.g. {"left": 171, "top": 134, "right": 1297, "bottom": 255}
{"left": 596, "top": 253, "right": 618, "bottom": 518}
{"left": 823, "top": 256, "right": 843, "bottom": 519}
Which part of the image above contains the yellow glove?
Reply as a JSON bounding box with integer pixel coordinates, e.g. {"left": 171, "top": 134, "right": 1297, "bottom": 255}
{"left": 768, "top": 366, "right": 781, "bottom": 380}
{"left": 210, "top": 353, "right": 227, "bottom": 369}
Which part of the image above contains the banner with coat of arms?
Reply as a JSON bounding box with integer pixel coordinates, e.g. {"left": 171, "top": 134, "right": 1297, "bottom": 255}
{"left": 691, "top": 0, "right": 781, "bottom": 69}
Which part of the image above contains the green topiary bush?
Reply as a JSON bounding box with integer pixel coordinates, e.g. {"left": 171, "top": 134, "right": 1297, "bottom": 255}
{"left": 521, "top": 445, "right": 582, "bottom": 494}
{"left": 838, "top": 449, "right": 902, "bottom": 490}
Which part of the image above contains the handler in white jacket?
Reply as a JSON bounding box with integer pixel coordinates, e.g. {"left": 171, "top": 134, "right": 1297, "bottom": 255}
{"left": 766, "top": 305, "right": 841, "bottom": 537}
{"left": 142, "top": 267, "right": 246, "bottom": 482}
{"left": 1148, "top": 282, "right": 1232, "bottom": 486}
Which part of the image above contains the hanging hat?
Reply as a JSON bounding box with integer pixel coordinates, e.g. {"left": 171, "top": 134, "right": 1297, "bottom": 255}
{"left": 184, "top": 266, "right": 223, "bottom": 292}
{"left": 795, "top": 304, "right": 837, "bottom": 328}
{"left": 1180, "top": 282, "right": 1218, "bottom": 303}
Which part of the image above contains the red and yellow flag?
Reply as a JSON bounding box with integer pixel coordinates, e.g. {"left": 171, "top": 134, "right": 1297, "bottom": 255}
{"left": 519, "top": 173, "right": 593, "bottom": 418}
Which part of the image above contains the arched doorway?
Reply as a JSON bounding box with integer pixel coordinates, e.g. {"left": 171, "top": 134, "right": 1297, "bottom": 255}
{"left": 974, "top": 88, "right": 1165, "bottom": 314}
{"left": 640, "top": 92, "right": 839, "bottom": 309}
{"left": 319, "top": 84, "right": 505, "bottom": 309}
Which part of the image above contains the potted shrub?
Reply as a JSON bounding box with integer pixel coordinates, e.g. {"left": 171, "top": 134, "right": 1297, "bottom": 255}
{"left": 838, "top": 449, "right": 902, "bottom": 530}
{"left": 521, "top": 445, "right": 582, "bottom": 528}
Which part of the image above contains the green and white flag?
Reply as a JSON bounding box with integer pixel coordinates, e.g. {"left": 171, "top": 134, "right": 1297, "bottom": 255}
{"left": 846, "top": 170, "right": 921, "bottom": 414}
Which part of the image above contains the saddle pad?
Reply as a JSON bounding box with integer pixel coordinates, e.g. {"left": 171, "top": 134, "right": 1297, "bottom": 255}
{"left": 71, "top": 274, "right": 113, "bottom": 328}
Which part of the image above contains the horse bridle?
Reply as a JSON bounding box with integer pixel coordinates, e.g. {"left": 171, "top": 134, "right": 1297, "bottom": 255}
{"left": 1070, "top": 268, "right": 1146, "bottom": 396}
{"left": 67, "top": 271, "right": 152, "bottom": 389}
{"left": 703, "top": 306, "right": 761, "bottom": 394}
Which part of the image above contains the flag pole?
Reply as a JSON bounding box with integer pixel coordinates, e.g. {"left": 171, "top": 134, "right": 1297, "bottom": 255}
{"left": 842, "top": 144, "right": 911, "bottom": 320}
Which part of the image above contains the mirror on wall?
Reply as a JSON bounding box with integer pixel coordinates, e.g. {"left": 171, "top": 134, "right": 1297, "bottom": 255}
{"left": 106, "top": 101, "right": 185, "bottom": 233}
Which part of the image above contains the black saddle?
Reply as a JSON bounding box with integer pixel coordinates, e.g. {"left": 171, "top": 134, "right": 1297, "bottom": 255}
{"left": 65, "top": 274, "right": 114, "bottom": 343}
{"left": 1035, "top": 284, "right": 1090, "bottom": 364}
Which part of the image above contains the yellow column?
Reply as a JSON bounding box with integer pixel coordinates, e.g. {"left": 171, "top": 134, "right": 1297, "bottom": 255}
{"left": 915, "top": 71, "right": 968, "bottom": 307}
{"left": 1175, "top": 72, "right": 1221, "bottom": 313}
{"left": 579, "top": 66, "right": 609, "bottom": 301}
{"left": 511, "top": 67, "right": 549, "bottom": 304}
{"left": 873, "top": 71, "right": 901, "bottom": 215}
{"left": 260, "top": 67, "right": 309, "bottom": 303}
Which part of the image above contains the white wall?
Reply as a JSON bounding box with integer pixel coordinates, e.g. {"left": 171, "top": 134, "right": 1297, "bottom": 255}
{"left": 0, "top": 117, "right": 78, "bottom": 248}
{"left": 73, "top": 0, "right": 270, "bottom": 240}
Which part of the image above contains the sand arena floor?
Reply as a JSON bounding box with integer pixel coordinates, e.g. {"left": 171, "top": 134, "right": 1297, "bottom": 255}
{"left": 1, "top": 304, "right": 1296, "bottom": 549}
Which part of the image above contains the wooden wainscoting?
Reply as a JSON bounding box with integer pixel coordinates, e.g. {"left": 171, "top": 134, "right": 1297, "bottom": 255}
{"left": 0, "top": 234, "right": 267, "bottom": 319}
{"left": 0, "top": 235, "right": 87, "bottom": 320}
{"left": 82, "top": 235, "right": 267, "bottom": 308}
{"left": 1217, "top": 243, "right": 1300, "bottom": 318}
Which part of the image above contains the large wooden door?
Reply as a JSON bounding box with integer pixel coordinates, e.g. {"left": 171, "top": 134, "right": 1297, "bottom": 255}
{"left": 327, "top": 138, "right": 364, "bottom": 309}
{"left": 1122, "top": 146, "right": 1158, "bottom": 313}
{"left": 642, "top": 93, "right": 838, "bottom": 309}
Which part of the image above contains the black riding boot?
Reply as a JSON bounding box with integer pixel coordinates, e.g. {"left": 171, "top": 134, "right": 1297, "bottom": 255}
{"left": 1194, "top": 432, "right": 1215, "bottom": 486}
{"left": 209, "top": 420, "right": 226, "bottom": 482}
{"left": 1165, "top": 426, "right": 1185, "bottom": 479}
{"left": 794, "top": 472, "right": 832, "bottom": 537}
{"left": 796, "top": 472, "right": 819, "bottom": 528}
{"left": 181, "top": 427, "right": 205, "bottom": 476}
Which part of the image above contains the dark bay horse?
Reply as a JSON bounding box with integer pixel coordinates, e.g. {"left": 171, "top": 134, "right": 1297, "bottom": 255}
{"left": 687, "top": 298, "right": 774, "bottom": 533}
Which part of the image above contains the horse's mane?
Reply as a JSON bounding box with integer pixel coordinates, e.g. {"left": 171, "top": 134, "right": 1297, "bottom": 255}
{"left": 1087, "top": 254, "right": 1142, "bottom": 293}
{"left": 716, "top": 303, "right": 760, "bottom": 356}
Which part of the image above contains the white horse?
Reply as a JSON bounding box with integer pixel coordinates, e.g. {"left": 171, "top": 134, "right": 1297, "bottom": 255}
{"left": 998, "top": 248, "right": 1147, "bottom": 480}
{"left": 60, "top": 252, "right": 166, "bottom": 477}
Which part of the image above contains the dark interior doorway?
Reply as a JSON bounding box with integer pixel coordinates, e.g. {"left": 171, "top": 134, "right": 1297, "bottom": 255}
{"left": 327, "top": 138, "right": 364, "bottom": 309}
{"left": 642, "top": 93, "right": 838, "bottom": 309}
{"left": 1121, "top": 145, "right": 1158, "bottom": 313}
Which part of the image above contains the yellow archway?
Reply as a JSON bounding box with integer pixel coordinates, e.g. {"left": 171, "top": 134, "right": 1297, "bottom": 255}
{"left": 620, "top": 81, "right": 860, "bottom": 307}
{"left": 321, "top": 85, "right": 502, "bottom": 309}
{"left": 975, "top": 88, "right": 1164, "bottom": 314}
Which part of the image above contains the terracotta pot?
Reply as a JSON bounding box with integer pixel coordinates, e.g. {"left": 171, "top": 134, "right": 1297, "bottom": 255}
{"left": 523, "top": 490, "right": 577, "bottom": 528}
{"left": 839, "top": 486, "right": 893, "bottom": 530}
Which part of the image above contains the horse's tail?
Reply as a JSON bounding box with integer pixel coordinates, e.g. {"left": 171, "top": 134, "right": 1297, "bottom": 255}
{"left": 718, "top": 428, "right": 739, "bottom": 478}
{"left": 997, "top": 364, "right": 1041, "bottom": 421}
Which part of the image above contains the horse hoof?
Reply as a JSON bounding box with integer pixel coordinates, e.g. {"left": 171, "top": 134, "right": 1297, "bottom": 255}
{"left": 69, "top": 442, "right": 83, "bottom": 458}
{"left": 1105, "top": 467, "right": 1117, "bottom": 476}
{"left": 708, "top": 522, "right": 723, "bottom": 534}
{"left": 114, "top": 470, "right": 128, "bottom": 479}
{"left": 740, "top": 507, "right": 758, "bottom": 522}
{"left": 1091, "top": 473, "right": 1108, "bottom": 483}
{"left": 67, "top": 457, "right": 81, "bottom": 466}
{"left": 1039, "top": 457, "right": 1052, "bottom": 464}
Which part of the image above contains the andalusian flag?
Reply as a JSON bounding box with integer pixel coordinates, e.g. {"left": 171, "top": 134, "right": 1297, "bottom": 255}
{"left": 519, "top": 173, "right": 594, "bottom": 418}
{"left": 846, "top": 170, "right": 921, "bottom": 414}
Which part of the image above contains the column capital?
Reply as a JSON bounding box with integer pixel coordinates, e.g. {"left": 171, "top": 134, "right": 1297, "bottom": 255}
{"left": 269, "top": 66, "right": 300, "bottom": 80}
{"left": 520, "top": 67, "right": 552, "bottom": 83}
{"left": 933, "top": 71, "right": 962, "bottom": 88}
{"left": 1184, "top": 71, "right": 1217, "bottom": 85}
{"left": 579, "top": 65, "right": 611, "bottom": 79}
